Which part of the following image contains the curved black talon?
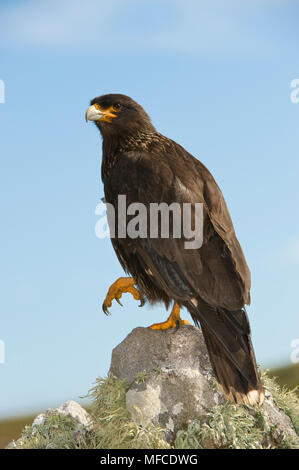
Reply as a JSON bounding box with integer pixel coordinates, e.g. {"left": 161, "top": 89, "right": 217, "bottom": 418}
{"left": 115, "top": 297, "right": 123, "bottom": 306}
{"left": 138, "top": 295, "right": 145, "bottom": 307}
{"left": 102, "top": 303, "right": 111, "bottom": 316}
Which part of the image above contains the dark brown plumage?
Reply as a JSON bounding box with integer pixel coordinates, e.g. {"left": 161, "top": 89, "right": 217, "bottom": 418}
{"left": 86, "top": 93, "right": 264, "bottom": 405}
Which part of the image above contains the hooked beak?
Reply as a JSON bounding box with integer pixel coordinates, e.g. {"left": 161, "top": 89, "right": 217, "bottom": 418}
{"left": 85, "top": 103, "right": 117, "bottom": 123}
{"left": 85, "top": 104, "right": 103, "bottom": 122}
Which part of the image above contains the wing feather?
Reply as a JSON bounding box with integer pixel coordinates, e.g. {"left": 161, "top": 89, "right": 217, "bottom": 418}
{"left": 105, "top": 140, "right": 250, "bottom": 310}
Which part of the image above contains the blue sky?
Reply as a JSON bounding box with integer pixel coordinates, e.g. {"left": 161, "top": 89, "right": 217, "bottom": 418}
{"left": 0, "top": 0, "right": 298, "bottom": 419}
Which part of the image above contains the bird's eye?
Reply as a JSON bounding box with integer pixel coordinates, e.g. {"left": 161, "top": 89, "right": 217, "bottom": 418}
{"left": 113, "top": 103, "right": 121, "bottom": 111}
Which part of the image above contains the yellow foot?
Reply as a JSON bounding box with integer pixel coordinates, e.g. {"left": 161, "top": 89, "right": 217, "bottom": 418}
{"left": 149, "top": 301, "right": 191, "bottom": 330}
{"left": 102, "top": 277, "right": 144, "bottom": 315}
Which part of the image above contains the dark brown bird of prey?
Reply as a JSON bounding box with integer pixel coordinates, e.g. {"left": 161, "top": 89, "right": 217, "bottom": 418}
{"left": 85, "top": 94, "right": 264, "bottom": 405}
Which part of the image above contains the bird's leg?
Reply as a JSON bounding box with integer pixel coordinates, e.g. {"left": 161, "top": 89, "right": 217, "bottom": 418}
{"left": 102, "top": 277, "right": 144, "bottom": 315}
{"left": 149, "top": 301, "right": 191, "bottom": 330}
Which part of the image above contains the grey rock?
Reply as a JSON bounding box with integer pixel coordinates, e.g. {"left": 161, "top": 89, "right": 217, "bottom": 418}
{"left": 262, "top": 392, "right": 298, "bottom": 446}
{"left": 32, "top": 400, "right": 93, "bottom": 430}
{"left": 109, "top": 325, "right": 298, "bottom": 445}
{"left": 109, "top": 325, "right": 225, "bottom": 441}
{"left": 7, "top": 325, "right": 298, "bottom": 449}
{"left": 7, "top": 400, "right": 93, "bottom": 448}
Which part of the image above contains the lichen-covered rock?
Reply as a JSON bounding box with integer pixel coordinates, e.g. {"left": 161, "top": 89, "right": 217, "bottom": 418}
{"left": 109, "top": 325, "right": 298, "bottom": 445}
{"left": 7, "top": 401, "right": 93, "bottom": 449}
{"left": 32, "top": 400, "right": 92, "bottom": 430}
{"left": 110, "top": 325, "right": 225, "bottom": 441}
{"left": 7, "top": 325, "right": 298, "bottom": 449}
{"left": 261, "top": 391, "right": 298, "bottom": 446}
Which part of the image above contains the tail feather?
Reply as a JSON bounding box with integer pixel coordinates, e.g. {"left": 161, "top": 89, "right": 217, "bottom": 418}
{"left": 188, "top": 299, "right": 264, "bottom": 406}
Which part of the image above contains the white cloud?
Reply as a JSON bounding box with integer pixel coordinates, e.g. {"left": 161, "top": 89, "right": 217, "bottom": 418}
{"left": 0, "top": 0, "right": 289, "bottom": 56}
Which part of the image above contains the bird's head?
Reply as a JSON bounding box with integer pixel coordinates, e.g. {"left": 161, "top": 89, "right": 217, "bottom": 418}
{"left": 85, "top": 94, "right": 155, "bottom": 137}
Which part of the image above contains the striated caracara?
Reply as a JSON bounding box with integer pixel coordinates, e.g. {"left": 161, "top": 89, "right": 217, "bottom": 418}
{"left": 85, "top": 93, "right": 264, "bottom": 406}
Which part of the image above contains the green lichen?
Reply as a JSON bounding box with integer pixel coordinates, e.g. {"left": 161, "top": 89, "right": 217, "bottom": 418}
{"left": 134, "top": 371, "right": 148, "bottom": 385}
{"left": 261, "top": 369, "right": 299, "bottom": 434}
{"left": 175, "top": 404, "right": 265, "bottom": 449}
{"left": 9, "top": 371, "right": 299, "bottom": 449}
{"left": 174, "top": 371, "right": 299, "bottom": 449}
{"left": 86, "top": 375, "right": 169, "bottom": 449}
{"left": 9, "top": 413, "right": 83, "bottom": 449}
{"left": 10, "top": 376, "right": 169, "bottom": 449}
